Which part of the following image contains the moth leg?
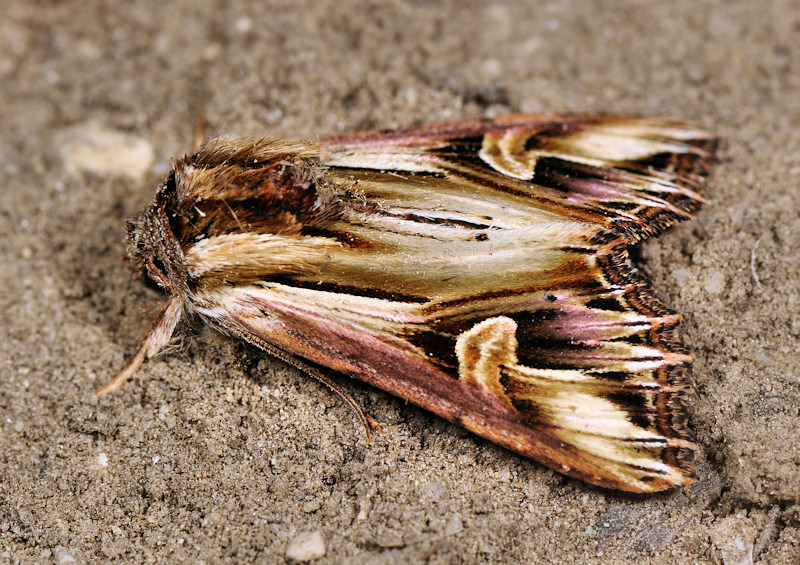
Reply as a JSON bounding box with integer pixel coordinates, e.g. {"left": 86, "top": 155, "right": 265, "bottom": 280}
{"left": 96, "top": 297, "right": 183, "bottom": 395}
{"left": 221, "top": 323, "right": 380, "bottom": 439}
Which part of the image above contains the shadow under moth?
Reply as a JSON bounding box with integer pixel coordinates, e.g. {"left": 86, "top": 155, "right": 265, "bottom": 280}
{"left": 100, "top": 114, "right": 716, "bottom": 493}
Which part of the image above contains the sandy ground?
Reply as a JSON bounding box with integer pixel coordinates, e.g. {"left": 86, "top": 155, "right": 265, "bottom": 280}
{"left": 1, "top": 1, "right": 798, "bottom": 563}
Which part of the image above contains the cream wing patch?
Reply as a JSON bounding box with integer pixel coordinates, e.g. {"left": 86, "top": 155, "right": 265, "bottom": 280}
{"left": 455, "top": 315, "right": 693, "bottom": 479}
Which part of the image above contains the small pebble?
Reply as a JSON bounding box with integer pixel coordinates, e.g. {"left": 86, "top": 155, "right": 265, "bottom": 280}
{"left": 57, "top": 122, "right": 154, "bottom": 180}
{"left": 445, "top": 514, "right": 463, "bottom": 536}
{"left": 703, "top": 269, "right": 726, "bottom": 294}
{"left": 54, "top": 546, "right": 78, "bottom": 565}
{"left": 286, "top": 530, "right": 326, "bottom": 561}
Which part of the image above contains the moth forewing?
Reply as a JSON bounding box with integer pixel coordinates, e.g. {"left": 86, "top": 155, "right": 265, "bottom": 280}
{"left": 103, "top": 115, "right": 716, "bottom": 492}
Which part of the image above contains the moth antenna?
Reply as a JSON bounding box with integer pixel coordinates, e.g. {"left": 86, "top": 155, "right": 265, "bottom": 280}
{"left": 299, "top": 363, "right": 382, "bottom": 440}
{"left": 222, "top": 324, "right": 380, "bottom": 439}
{"left": 96, "top": 297, "right": 184, "bottom": 395}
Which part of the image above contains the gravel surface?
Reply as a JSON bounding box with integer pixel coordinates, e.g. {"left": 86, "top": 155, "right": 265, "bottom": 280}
{"left": 1, "top": 1, "right": 798, "bottom": 563}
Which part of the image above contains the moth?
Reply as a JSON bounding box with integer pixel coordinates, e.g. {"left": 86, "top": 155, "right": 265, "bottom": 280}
{"left": 100, "top": 114, "right": 716, "bottom": 492}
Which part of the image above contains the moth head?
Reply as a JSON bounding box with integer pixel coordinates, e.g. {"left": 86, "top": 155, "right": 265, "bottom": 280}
{"left": 125, "top": 172, "right": 189, "bottom": 296}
